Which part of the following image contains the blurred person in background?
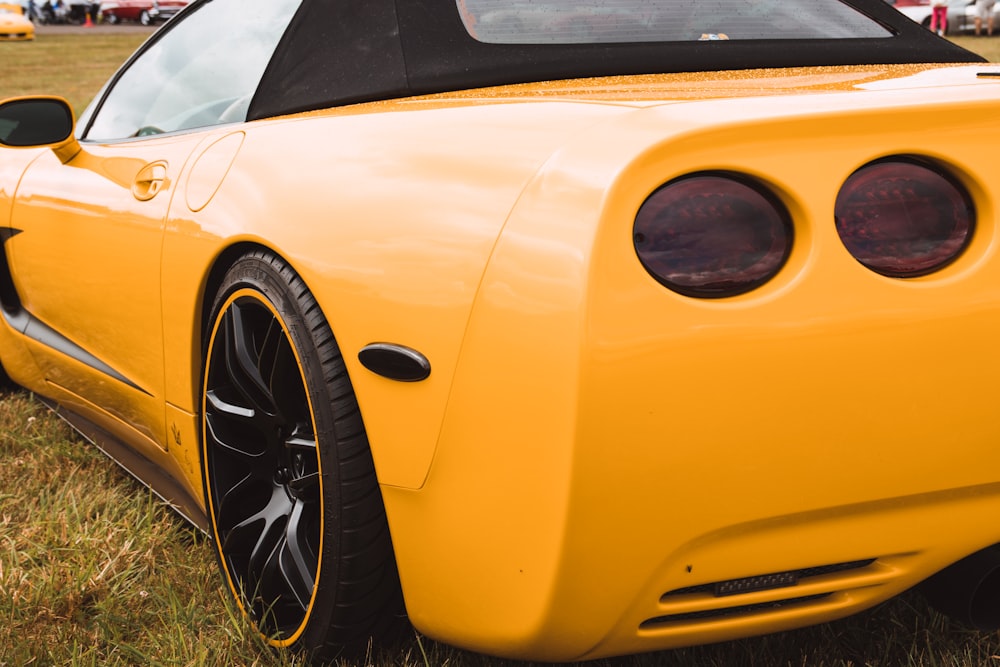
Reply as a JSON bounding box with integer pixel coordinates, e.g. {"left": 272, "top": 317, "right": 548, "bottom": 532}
{"left": 975, "top": 0, "right": 995, "bottom": 35}
{"left": 930, "top": 0, "right": 948, "bottom": 34}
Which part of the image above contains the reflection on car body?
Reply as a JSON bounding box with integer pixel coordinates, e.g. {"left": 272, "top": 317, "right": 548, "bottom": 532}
{"left": 1, "top": 0, "right": 1000, "bottom": 662}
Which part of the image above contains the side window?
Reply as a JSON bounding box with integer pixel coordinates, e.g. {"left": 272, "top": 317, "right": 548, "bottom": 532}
{"left": 84, "top": 0, "right": 300, "bottom": 141}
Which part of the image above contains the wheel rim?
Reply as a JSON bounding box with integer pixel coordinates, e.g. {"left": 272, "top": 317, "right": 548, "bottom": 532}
{"left": 204, "top": 292, "right": 323, "bottom": 642}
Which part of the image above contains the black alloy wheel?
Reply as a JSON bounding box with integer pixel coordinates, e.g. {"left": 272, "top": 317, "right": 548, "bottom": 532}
{"left": 202, "top": 251, "right": 404, "bottom": 657}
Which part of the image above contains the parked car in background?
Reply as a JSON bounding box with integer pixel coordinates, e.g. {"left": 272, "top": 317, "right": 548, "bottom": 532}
{"left": 99, "top": 0, "right": 186, "bottom": 24}
{"left": 894, "top": 0, "right": 1000, "bottom": 33}
{"left": 0, "top": 2, "right": 33, "bottom": 39}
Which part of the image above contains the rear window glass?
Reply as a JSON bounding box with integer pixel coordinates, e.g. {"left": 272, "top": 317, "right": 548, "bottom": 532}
{"left": 456, "top": 0, "right": 892, "bottom": 43}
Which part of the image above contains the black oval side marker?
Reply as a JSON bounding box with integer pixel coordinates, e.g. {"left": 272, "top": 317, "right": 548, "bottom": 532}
{"left": 358, "top": 343, "right": 431, "bottom": 382}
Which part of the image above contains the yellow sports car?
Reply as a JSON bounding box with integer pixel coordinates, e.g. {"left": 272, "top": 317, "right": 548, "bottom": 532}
{"left": 1, "top": 0, "right": 999, "bottom": 661}
{"left": 0, "top": 3, "right": 34, "bottom": 40}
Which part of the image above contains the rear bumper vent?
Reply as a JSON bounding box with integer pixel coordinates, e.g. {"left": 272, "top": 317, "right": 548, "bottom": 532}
{"left": 663, "top": 558, "right": 876, "bottom": 599}
{"left": 641, "top": 593, "right": 831, "bottom": 627}
{"left": 641, "top": 558, "right": 878, "bottom": 629}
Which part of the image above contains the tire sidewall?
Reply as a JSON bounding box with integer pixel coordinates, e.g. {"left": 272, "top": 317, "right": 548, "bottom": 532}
{"left": 202, "top": 253, "right": 345, "bottom": 651}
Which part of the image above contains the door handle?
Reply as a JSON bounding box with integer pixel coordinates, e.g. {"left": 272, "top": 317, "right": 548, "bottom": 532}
{"left": 132, "top": 161, "right": 170, "bottom": 201}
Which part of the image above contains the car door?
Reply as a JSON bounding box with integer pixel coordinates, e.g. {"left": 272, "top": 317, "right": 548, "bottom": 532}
{"left": 9, "top": 136, "right": 200, "bottom": 452}
{"left": 7, "top": 0, "right": 302, "bottom": 455}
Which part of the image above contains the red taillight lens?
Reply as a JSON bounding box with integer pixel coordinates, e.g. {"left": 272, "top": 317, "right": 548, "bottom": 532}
{"left": 633, "top": 173, "right": 793, "bottom": 298}
{"left": 834, "top": 158, "right": 974, "bottom": 278}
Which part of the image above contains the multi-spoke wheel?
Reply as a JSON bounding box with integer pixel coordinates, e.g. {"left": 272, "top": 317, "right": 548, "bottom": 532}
{"left": 202, "top": 251, "right": 403, "bottom": 657}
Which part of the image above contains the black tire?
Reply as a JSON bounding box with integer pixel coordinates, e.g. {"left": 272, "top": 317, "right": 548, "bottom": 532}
{"left": 139, "top": 9, "right": 151, "bottom": 25}
{"left": 105, "top": 12, "right": 119, "bottom": 24}
{"left": 202, "top": 251, "right": 404, "bottom": 659}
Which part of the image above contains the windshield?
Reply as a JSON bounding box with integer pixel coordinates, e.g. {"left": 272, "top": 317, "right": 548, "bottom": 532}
{"left": 456, "top": 0, "right": 892, "bottom": 43}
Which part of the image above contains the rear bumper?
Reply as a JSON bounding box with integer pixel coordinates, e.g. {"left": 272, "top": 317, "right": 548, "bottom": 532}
{"left": 380, "top": 74, "right": 1000, "bottom": 660}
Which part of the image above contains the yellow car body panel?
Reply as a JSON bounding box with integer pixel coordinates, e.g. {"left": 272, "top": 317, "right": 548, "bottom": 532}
{"left": 4, "top": 58, "right": 1000, "bottom": 659}
{"left": 332, "top": 67, "right": 999, "bottom": 659}
{"left": 159, "top": 99, "right": 631, "bottom": 492}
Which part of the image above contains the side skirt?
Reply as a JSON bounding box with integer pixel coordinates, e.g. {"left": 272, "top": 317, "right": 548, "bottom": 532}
{"left": 38, "top": 396, "right": 209, "bottom": 533}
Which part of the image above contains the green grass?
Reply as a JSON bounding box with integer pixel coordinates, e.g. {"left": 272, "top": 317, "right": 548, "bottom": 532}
{"left": 3, "top": 29, "right": 1000, "bottom": 667}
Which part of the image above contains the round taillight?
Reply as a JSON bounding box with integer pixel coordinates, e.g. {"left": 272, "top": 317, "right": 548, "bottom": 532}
{"left": 834, "top": 158, "right": 974, "bottom": 278}
{"left": 633, "top": 173, "right": 793, "bottom": 298}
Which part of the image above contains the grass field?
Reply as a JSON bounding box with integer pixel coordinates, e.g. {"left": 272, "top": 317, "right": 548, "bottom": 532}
{"left": 3, "top": 27, "right": 1000, "bottom": 667}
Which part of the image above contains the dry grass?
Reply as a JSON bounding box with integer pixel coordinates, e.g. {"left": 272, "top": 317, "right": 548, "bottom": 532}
{"left": 3, "top": 26, "right": 1000, "bottom": 667}
{"left": 0, "top": 391, "right": 305, "bottom": 666}
{"left": 952, "top": 35, "right": 1000, "bottom": 61}
{"left": 0, "top": 33, "right": 149, "bottom": 114}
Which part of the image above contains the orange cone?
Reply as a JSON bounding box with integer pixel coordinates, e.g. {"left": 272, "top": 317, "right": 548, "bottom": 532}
{"left": 83, "top": 13, "right": 93, "bottom": 27}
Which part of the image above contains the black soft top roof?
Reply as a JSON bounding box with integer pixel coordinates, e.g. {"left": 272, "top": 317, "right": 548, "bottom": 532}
{"left": 245, "top": 0, "right": 981, "bottom": 121}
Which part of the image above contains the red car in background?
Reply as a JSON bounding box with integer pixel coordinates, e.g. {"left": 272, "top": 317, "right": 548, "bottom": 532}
{"left": 99, "top": 0, "right": 186, "bottom": 25}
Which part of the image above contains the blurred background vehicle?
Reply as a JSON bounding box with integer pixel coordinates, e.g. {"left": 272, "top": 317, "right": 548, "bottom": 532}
{"left": 99, "top": 0, "right": 186, "bottom": 25}
{"left": 0, "top": 1, "right": 33, "bottom": 38}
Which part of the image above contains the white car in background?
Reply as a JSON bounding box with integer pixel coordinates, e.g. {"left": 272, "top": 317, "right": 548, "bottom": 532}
{"left": 894, "top": 0, "right": 1000, "bottom": 34}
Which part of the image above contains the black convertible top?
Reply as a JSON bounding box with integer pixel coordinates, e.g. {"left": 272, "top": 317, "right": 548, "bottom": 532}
{"left": 242, "top": 0, "right": 981, "bottom": 120}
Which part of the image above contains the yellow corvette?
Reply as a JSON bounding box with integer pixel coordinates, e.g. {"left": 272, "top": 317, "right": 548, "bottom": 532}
{"left": 1, "top": 0, "right": 999, "bottom": 661}
{"left": 0, "top": 3, "right": 34, "bottom": 40}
